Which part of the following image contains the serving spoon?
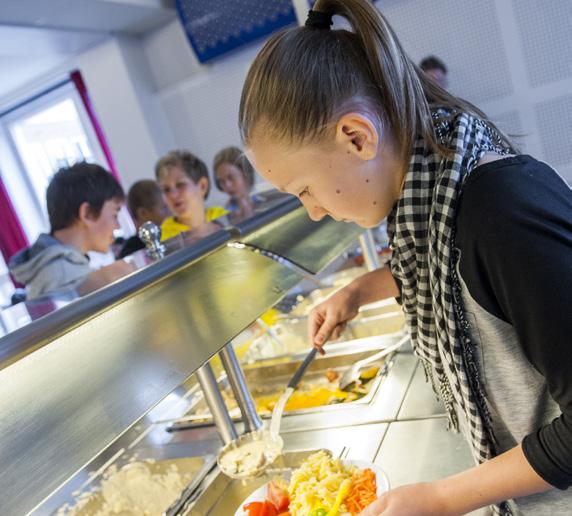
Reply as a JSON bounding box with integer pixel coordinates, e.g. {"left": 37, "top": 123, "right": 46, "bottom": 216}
{"left": 217, "top": 347, "right": 319, "bottom": 479}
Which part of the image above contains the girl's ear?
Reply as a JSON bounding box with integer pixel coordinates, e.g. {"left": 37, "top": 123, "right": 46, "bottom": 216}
{"left": 335, "top": 112, "right": 380, "bottom": 161}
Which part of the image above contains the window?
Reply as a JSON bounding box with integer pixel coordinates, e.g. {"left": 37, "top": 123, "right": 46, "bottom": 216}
{"left": 0, "top": 79, "right": 134, "bottom": 241}
{"left": 0, "top": 76, "right": 134, "bottom": 305}
{"left": 8, "top": 96, "right": 96, "bottom": 215}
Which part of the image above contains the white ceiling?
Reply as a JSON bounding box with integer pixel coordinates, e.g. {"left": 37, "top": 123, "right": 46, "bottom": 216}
{"left": 0, "top": 0, "right": 176, "bottom": 101}
{"left": 0, "top": 0, "right": 175, "bottom": 34}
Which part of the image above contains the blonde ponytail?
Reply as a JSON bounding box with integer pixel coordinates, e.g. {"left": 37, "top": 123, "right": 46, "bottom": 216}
{"left": 240, "top": 0, "right": 512, "bottom": 161}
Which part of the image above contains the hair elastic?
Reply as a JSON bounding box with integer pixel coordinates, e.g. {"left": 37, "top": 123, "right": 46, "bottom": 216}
{"left": 305, "top": 9, "right": 333, "bottom": 30}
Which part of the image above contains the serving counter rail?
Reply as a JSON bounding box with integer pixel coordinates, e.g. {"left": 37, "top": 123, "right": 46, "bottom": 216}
{"left": 0, "top": 197, "right": 364, "bottom": 515}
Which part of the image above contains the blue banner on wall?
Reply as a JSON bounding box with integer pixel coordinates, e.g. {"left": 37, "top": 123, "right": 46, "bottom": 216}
{"left": 176, "top": 0, "right": 298, "bottom": 63}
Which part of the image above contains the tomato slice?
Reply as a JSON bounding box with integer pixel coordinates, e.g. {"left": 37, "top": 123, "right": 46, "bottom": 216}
{"left": 261, "top": 501, "right": 278, "bottom": 516}
{"left": 243, "top": 501, "right": 263, "bottom": 516}
{"left": 267, "top": 481, "right": 290, "bottom": 512}
{"left": 243, "top": 501, "right": 278, "bottom": 516}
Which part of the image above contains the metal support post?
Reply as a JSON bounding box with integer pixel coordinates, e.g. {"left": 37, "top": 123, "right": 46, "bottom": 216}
{"left": 196, "top": 362, "right": 237, "bottom": 445}
{"left": 219, "top": 343, "right": 263, "bottom": 432}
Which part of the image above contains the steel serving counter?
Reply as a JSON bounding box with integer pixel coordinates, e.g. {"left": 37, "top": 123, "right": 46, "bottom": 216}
{"left": 1, "top": 195, "right": 485, "bottom": 515}
{"left": 0, "top": 197, "right": 364, "bottom": 515}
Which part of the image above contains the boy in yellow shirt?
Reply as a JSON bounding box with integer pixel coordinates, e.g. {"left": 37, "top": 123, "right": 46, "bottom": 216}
{"left": 155, "top": 150, "right": 227, "bottom": 241}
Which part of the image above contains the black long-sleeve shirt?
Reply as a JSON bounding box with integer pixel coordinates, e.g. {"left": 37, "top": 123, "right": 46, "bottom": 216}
{"left": 455, "top": 155, "right": 572, "bottom": 495}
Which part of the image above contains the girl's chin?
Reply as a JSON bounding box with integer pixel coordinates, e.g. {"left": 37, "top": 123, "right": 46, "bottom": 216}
{"left": 355, "top": 216, "right": 384, "bottom": 229}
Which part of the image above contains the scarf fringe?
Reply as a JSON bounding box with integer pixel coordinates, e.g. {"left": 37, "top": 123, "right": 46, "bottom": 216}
{"left": 421, "top": 359, "right": 459, "bottom": 432}
{"left": 450, "top": 243, "right": 497, "bottom": 446}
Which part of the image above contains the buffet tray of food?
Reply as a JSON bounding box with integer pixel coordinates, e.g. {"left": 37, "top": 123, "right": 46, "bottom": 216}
{"left": 55, "top": 445, "right": 215, "bottom": 516}
{"left": 168, "top": 333, "right": 405, "bottom": 432}
{"left": 244, "top": 306, "right": 404, "bottom": 362}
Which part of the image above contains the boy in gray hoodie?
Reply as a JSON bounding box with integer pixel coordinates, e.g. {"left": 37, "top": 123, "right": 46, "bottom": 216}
{"left": 10, "top": 163, "right": 134, "bottom": 300}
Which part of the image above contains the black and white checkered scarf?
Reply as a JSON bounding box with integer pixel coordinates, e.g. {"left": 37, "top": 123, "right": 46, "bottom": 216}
{"left": 387, "top": 110, "right": 514, "bottom": 514}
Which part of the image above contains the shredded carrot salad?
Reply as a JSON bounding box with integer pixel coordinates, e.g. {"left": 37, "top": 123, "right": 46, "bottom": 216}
{"left": 345, "top": 468, "right": 377, "bottom": 515}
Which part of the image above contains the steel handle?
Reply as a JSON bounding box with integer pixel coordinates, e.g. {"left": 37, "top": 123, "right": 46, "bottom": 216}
{"left": 355, "top": 335, "right": 409, "bottom": 368}
{"left": 287, "top": 347, "right": 318, "bottom": 389}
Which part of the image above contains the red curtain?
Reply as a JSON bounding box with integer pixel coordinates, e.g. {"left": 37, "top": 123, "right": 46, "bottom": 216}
{"left": 0, "top": 175, "right": 28, "bottom": 270}
{"left": 70, "top": 69, "right": 121, "bottom": 182}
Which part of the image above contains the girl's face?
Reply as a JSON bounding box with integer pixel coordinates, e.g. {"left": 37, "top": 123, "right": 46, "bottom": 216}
{"left": 159, "top": 166, "right": 207, "bottom": 219}
{"left": 216, "top": 163, "right": 250, "bottom": 200}
{"left": 247, "top": 114, "right": 405, "bottom": 228}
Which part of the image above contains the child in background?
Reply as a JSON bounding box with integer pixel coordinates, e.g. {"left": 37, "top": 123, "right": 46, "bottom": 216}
{"left": 155, "top": 150, "right": 227, "bottom": 241}
{"left": 213, "top": 146, "right": 258, "bottom": 219}
{"left": 118, "top": 180, "right": 168, "bottom": 258}
{"left": 238, "top": 0, "right": 572, "bottom": 514}
{"left": 419, "top": 55, "right": 449, "bottom": 89}
{"left": 9, "top": 163, "right": 135, "bottom": 300}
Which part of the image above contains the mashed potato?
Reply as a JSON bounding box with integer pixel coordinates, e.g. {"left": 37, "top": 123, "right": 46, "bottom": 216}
{"left": 59, "top": 460, "right": 191, "bottom": 516}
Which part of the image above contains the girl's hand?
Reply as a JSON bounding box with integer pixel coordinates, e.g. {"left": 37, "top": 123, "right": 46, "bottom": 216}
{"left": 308, "top": 284, "right": 361, "bottom": 353}
{"left": 360, "top": 446, "right": 553, "bottom": 516}
{"left": 359, "top": 483, "right": 452, "bottom": 516}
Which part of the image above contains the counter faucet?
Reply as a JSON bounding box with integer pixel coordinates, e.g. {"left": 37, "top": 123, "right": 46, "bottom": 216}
{"left": 138, "top": 221, "right": 166, "bottom": 260}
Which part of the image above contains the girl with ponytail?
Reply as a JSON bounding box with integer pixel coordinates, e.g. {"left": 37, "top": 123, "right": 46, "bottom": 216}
{"left": 240, "top": 0, "right": 572, "bottom": 514}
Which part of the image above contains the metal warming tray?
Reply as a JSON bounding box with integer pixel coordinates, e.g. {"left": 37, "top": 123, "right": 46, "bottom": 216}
{"left": 243, "top": 301, "right": 404, "bottom": 362}
{"left": 55, "top": 444, "right": 214, "bottom": 516}
{"left": 168, "top": 334, "right": 404, "bottom": 431}
{"left": 286, "top": 271, "right": 399, "bottom": 317}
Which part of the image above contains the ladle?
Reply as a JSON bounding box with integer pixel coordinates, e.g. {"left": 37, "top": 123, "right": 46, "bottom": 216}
{"left": 217, "top": 347, "right": 318, "bottom": 479}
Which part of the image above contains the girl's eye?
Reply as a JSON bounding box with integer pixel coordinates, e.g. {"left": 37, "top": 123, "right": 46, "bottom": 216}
{"left": 298, "top": 187, "right": 310, "bottom": 198}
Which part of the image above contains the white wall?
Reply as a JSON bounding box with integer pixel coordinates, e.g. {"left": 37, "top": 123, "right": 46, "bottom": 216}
{"left": 140, "top": 0, "right": 572, "bottom": 186}
{"left": 376, "top": 0, "right": 572, "bottom": 183}
{"left": 77, "top": 37, "right": 176, "bottom": 188}
{"left": 141, "top": 21, "right": 268, "bottom": 207}
{"left": 2, "top": 0, "right": 570, "bottom": 220}
{"left": 139, "top": 0, "right": 309, "bottom": 206}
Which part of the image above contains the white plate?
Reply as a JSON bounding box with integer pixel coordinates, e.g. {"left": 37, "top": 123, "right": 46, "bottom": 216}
{"left": 234, "top": 459, "right": 389, "bottom": 516}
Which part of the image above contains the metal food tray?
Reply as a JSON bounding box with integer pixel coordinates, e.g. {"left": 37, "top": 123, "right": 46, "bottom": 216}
{"left": 168, "top": 334, "right": 403, "bottom": 432}
{"left": 279, "top": 310, "right": 404, "bottom": 344}
{"left": 288, "top": 287, "right": 401, "bottom": 317}
{"left": 55, "top": 446, "right": 213, "bottom": 516}
{"left": 243, "top": 301, "right": 404, "bottom": 363}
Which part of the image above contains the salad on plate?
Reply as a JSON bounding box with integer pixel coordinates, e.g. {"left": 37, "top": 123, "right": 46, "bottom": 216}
{"left": 236, "top": 451, "right": 388, "bottom": 516}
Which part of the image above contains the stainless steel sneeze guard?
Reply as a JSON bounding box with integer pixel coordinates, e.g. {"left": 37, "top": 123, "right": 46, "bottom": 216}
{"left": 242, "top": 206, "right": 364, "bottom": 274}
{"left": 0, "top": 201, "right": 364, "bottom": 515}
{"left": 0, "top": 246, "right": 301, "bottom": 515}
